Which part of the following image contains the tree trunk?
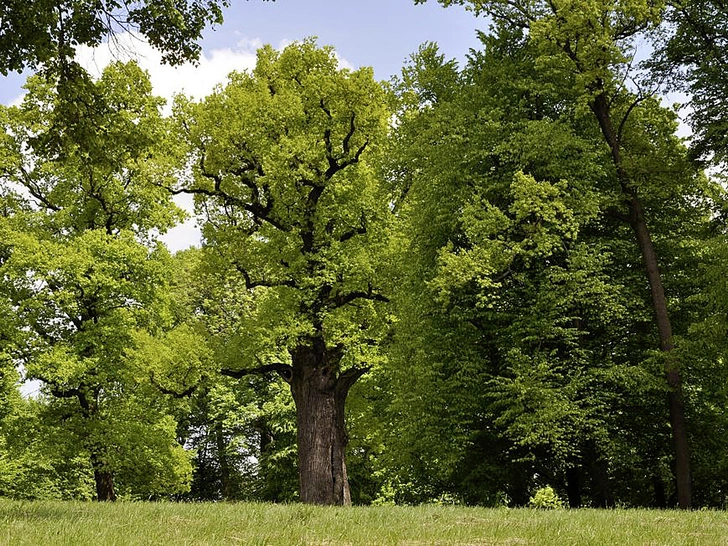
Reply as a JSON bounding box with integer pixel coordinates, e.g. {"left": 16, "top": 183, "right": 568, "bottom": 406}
{"left": 627, "top": 193, "right": 692, "bottom": 509}
{"left": 565, "top": 465, "right": 582, "bottom": 508}
{"left": 80, "top": 391, "right": 116, "bottom": 502}
{"left": 92, "top": 462, "right": 116, "bottom": 502}
{"left": 214, "top": 419, "right": 232, "bottom": 500}
{"left": 591, "top": 93, "right": 692, "bottom": 509}
{"left": 289, "top": 344, "right": 361, "bottom": 505}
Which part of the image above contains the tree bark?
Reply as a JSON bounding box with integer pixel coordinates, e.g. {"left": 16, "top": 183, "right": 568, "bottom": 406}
{"left": 627, "top": 192, "right": 692, "bottom": 509}
{"left": 591, "top": 92, "right": 692, "bottom": 509}
{"left": 289, "top": 343, "right": 360, "bottom": 505}
{"left": 91, "top": 456, "right": 116, "bottom": 502}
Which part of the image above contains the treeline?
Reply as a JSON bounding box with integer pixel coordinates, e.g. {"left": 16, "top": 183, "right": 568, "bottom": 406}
{"left": 1, "top": 1, "right": 728, "bottom": 509}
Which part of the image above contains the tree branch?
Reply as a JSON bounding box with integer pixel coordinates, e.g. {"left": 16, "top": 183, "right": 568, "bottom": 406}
{"left": 617, "top": 94, "right": 649, "bottom": 145}
{"left": 233, "top": 262, "right": 297, "bottom": 289}
{"left": 338, "top": 211, "right": 368, "bottom": 243}
{"left": 328, "top": 282, "right": 389, "bottom": 309}
{"left": 336, "top": 365, "right": 371, "bottom": 394}
{"left": 149, "top": 370, "right": 199, "bottom": 398}
{"left": 221, "top": 363, "right": 294, "bottom": 383}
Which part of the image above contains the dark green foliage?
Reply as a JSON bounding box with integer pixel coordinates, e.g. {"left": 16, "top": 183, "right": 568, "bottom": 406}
{"left": 0, "top": 0, "right": 235, "bottom": 74}
{"left": 380, "top": 17, "right": 728, "bottom": 507}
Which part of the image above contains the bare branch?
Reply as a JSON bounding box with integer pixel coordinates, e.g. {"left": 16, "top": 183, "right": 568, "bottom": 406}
{"left": 328, "top": 282, "right": 389, "bottom": 309}
{"left": 221, "top": 363, "right": 294, "bottom": 383}
{"left": 149, "top": 370, "right": 199, "bottom": 399}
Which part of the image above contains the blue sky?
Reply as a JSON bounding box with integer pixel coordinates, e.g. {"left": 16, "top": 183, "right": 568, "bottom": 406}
{"left": 0, "top": 0, "right": 486, "bottom": 104}
{"left": 204, "top": 0, "right": 485, "bottom": 78}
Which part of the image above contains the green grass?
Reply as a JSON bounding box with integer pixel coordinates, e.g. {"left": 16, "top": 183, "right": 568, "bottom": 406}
{"left": 0, "top": 500, "right": 726, "bottom": 545}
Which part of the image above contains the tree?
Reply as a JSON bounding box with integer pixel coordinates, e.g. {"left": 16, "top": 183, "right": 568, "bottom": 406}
{"left": 171, "top": 40, "right": 392, "bottom": 505}
{"left": 0, "top": 61, "right": 190, "bottom": 501}
{"left": 0, "top": 0, "right": 246, "bottom": 75}
{"left": 414, "top": 0, "right": 704, "bottom": 509}
{"left": 384, "top": 40, "right": 662, "bottom": 507}
{"left": 660, "top": 0, "right": 728, "bottom": 166}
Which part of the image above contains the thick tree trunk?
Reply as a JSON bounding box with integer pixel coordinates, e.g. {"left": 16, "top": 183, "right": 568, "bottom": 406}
{"left": 92, "top": 462, "right": 116, "bottom": 502}
{"left": 591, "top": 93, "right": 692, "bottom": 509}
{"left": 79, "top": 390, "right": 116, "bottom": 502}
{"left": 289, "top": 344, "right": 361, "bottom": 505}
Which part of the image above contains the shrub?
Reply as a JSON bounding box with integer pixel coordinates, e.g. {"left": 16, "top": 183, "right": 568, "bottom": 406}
{"left": 528, "top": 486, "right": 565, "bottom": 509}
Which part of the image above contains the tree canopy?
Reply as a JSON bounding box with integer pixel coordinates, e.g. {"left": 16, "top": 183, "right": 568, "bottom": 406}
{"left": 1, "top": 2, "right": 728, "bottom": 509}
{"left": 0, "top": 0, "right": 238, "bottom": 74}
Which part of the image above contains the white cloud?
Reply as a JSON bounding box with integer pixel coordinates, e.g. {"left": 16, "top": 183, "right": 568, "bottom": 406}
{"left": 76, "top": 32, "right": 259, "bottom": 110}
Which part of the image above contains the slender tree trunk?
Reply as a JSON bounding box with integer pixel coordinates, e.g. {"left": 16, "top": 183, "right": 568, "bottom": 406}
{"left": 214, "top": 419, "right": 232, "bottom": 500}
{"left": 653, "top": 475, "right": 667, "bottom": 508}
{"left": 289, "top": 344, "right": 361, "bottom": 505}
{"left": 591, "top": 93, "right": 692, "bottom": 509}
{"left": 627, "top": 192, "right": 692, "bottom": 509}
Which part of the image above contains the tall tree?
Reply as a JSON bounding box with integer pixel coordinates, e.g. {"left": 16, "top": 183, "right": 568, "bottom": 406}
{"left": 415, "top": 0, "right": 699, "bottom": 509}
{"left": 384, "top": 39, "right": 670, "bottom": 507}
{"left": 172, "top": 40, "right": 392, "bottom": 505}
{"left": 0, "top": 61, "right": 189, "bottom": 501}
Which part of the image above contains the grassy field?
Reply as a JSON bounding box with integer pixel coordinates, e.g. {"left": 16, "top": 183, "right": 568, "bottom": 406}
{"left": 0, "top": 500, "right": 726, "bottom": 545}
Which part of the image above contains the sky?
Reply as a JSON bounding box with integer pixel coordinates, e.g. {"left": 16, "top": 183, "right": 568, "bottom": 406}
{"left": 0, "top": 0, "right": 487, "bottom": 252}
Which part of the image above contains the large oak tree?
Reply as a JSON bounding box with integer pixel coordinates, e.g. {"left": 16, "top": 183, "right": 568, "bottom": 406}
{"left": 172, "top": 40, "right": 392, "bottom": 505}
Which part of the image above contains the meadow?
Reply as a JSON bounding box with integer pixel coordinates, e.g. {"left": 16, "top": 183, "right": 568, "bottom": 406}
{"left": 0, "top": 500, "right": 726, "bottom": 545}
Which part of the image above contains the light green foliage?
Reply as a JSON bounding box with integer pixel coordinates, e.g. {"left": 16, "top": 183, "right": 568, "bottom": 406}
{"left": 158, "top": 248, "right": 299, "bottom": 502}
{"left": 0, "top": 61, "right": 192, "bottom": 499}
{"left": 529, "top": 485, "right": 566, "bottom": 509}
{"left": 175, "top": 38, "right": 392, "bottom": 388}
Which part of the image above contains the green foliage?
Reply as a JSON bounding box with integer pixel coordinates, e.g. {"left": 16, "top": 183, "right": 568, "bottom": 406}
{"left": 0, "top": 60, "right": 192, "bottom": 500}
{"left": 381, "top": 4, "right": 726, "bottom": 506}
{"left": 173, "top": 39, "right": 392, "bottom": 374}
{"left": 0, "top": 8, "right": 727, "bottom": 508}
{"left": 660, "top": 0, "right": 728, "bottom": 166}
{"left": 529, "top": 486, "right": 565, "bottom": 509}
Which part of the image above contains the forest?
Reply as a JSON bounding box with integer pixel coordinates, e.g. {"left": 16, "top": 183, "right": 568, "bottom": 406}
{"left": 1, "top": 0, "right": 728, "bottom": 511}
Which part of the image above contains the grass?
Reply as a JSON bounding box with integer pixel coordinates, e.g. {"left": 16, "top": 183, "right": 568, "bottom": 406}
{"left": 0, "top": 500, "right": 726, "bottom": 545}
